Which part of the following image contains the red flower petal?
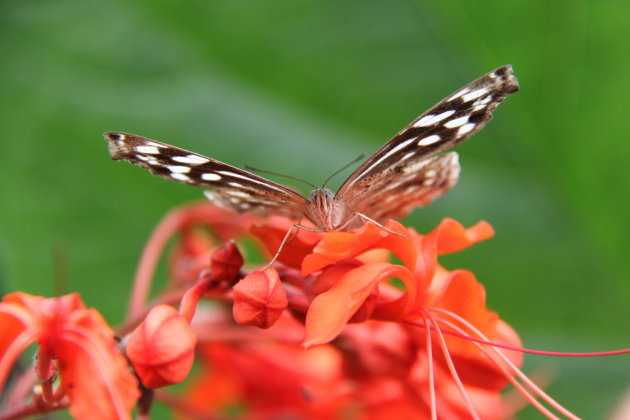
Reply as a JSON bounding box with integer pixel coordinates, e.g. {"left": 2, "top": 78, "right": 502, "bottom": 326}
{"left": 304, "top": 262, "right": 412, "bottom": 347}
{"left": 169, "top": 226, "right": 215, "bottom": 285}
{"left": 57, "top": 312, "right": 139, "bottom": 420}
{"left": 127, "top": 304, "right": 197, "bottom": 388}
{"left": 232, "top": 268, "right": 288, "bottom": 329}
{"left": 430, "top": 270, "right": 522, "bottom": 390}
{"left": 0, "top": 293, "right": 139, "bottom": 420}
{"left": 302, "top": 221, "right": 416, "bottom": 275}
{"left": 428, "top": 218, "right": 494, "bottom": 255}
{"left": 342, "top": 321, "right": 417, "bottom": 378}
{"left": 250, "top": 220, "right": 321, "bottom": 269}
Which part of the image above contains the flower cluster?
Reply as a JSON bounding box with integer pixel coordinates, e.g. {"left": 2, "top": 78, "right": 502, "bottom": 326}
{"left": 0, "top": 202, "right": 591, "bottom": 419}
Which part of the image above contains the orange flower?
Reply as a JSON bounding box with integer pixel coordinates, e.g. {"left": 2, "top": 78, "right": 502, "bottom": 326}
{"left": 248, "top": 217, "right": 533, "bottom": 417}
{"left": 0, "top": 292, "right": 138, "bottom": 420}
{"left": 253, "top": 218, "right": 497, "bottom": 348}
{"left": 112, "top": 202, "right": 584, "bottom": 419}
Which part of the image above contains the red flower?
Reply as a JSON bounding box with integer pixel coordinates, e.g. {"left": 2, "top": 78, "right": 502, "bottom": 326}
{"left": 13, "top": 201, "right": 579, "bottom": 420}
{"left": 252, "top": 218, "right": 498, "bottom": 348}
{"left": 247, "top": 216, "right": 534, "bottom": 417}
{"left": 0, "top": 293, "right": 138, "bottom": 420}
{"left": 1, "top": 197, "right": 614, "bottom": 419}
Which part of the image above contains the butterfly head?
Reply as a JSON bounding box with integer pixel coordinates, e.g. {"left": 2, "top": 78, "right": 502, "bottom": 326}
{"left": 306, "top": 188, "right": 345, "bottom": 231}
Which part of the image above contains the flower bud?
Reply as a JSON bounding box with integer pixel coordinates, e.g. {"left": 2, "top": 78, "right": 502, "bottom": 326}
{"left": 127, "top": 305, "right": 197, "bottom": 388}
{"left": 210, "top": 240, "right": 243, "bottom": 282}
{"left": 232, "top": 268, "right": 288, "bottom": 329}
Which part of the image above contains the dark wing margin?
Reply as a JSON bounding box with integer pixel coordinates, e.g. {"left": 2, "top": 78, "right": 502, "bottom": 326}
{"left": 104, "top": 132, "right": 309, "bottom": 219}
{"left": 336, "top": 65, "right": 518, "bottom": 200}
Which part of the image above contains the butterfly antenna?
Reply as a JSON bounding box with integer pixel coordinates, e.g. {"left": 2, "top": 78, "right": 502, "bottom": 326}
{"left": 321, "top": 154, "right": 366, "bottom": 188}
{"left": 244, "top": 166, "right": 317, "bottom": 189}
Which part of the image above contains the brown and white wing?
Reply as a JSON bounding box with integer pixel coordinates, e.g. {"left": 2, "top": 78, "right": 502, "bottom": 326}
{"left": 335, "top": 65, "right": 519, "bottom": 223}
{"left": 104, "top": 132, "right": 309, "bottom": 219}
{"left": 343, "top": 152, "right": 461, "bottom": 224}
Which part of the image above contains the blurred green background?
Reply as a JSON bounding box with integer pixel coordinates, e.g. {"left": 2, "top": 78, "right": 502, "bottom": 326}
{"left": 1, "top": 0, "right": 628, "bottom": 418}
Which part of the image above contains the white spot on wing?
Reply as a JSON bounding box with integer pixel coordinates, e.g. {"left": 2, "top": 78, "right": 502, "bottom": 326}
{"left": 401, "top": 151, "right": 416, "bottom": 161}
{"left": 458, "top": 123, "right": 476, "bottom": 135}
{"left": 413, "top": 110, "right": 455, "bottom": 127}
{"left": 256, "top": 200, "right": 276, "bottom": 206}
{"left": 475, "top": 95, "right": 493, "bottom": 106}
{"left": 170, "top": 173, "right": 190, "bottom": 181}
{"left": 172, "top": 154, "right": 210, "bottom": 165}
{"left": 136, "top": 146, "right": 160, "bottom": 154}
{"left": 201, "top": 173, "right": 222, "bottom": 181}
{"left": 378, "top": 138, "right": 415, "bottom": 162}
{"left": 147, "top": 142, "right": 166, "bottom": 148}
{"left": 226, "top": 190, "right": 251, "bottom": 198}
{"left": 204, "top": 191, "right": 219, "bottom": 201}
{"left": 417, "top": 134, "right": 441, "bottom": 146}
{"left": 449, "top": 88, "right": 470, "bottom": 101}
{"left": 444, "top": 116, "right": 469, "bottom": 128}
{"left": 400, "top": 157, "right": 432, "bottom": 175}
{"left": 462, "top": 88, "right": 488, "bottom": 102}
{"left": 449, "top": 154, "right": 460, "bottom": 166}
{"left": 167, "top": 165, "right": 191, "bottom": 173}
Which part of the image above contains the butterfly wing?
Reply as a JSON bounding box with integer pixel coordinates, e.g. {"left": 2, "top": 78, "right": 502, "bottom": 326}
{"left": 335, "top": 65, "right": 519, "bottom": 223}
{"left": 343, "top": 152, "right": 461, "bottom": 224}
{"left": 104, "top": 132, "right": 309, "bottom": 219}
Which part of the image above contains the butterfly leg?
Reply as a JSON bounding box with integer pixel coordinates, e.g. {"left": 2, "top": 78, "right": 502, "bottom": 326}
{"left": 336, "top": 212, "right": 406, "bottom": 238}
{"left": 262, "top": 223, "right": 324, "bottom": 269}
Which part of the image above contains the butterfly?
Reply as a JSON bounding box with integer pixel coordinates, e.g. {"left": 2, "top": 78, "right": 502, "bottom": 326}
{"left": 105, "top": 65, "right": 518, "bottom": 238}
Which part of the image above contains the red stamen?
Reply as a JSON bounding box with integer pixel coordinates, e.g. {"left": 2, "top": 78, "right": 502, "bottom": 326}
{"left": 421, "top": 313, "right": 437, "bottom": 420}
{"left": 429, "top": 308, "right": 581, "bottom": 420}
{"left": 425, "top": 311, "right": 481, "bottom": 420}
{"left": 179, "top": 274, "right": 214, "bottom": 323}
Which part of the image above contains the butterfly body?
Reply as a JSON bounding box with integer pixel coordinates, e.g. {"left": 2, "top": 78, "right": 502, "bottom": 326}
{"left": 105, "top": 65, "right": 518, "bottom": 233}
{"left": 302, "top": 188, "right": 343, "bottom": 231}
